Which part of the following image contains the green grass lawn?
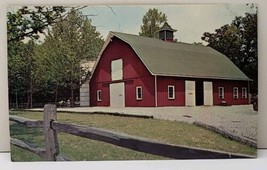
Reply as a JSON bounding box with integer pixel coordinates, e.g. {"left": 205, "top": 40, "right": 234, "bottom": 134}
{"left": 10, "top": 111, "right": 256, "bottom": 161}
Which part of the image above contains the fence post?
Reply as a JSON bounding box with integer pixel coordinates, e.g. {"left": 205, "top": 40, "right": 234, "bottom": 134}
{"left": 44, "top": 104, "right": 59, "bottom": 161}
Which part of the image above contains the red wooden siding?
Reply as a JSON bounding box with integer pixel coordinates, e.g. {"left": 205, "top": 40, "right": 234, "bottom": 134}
{"left": 157, "top": 76, "right": 185, "bottom": 106}
{"left": 90, "top": 36, "right": 249, "bottom": 107}
{"left": 90, "top": 37, "right": 155, "bottom": 107}
{"left": 125, "top": 76, "right": 155, "bottom": 107}
{"left": 213, "top": 80, "right": 249, "bottom": 105}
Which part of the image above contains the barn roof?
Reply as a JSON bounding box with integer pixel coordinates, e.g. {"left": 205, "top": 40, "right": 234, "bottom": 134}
{"left": 156, "top": 22, "right": 177, "bottom": 32}
{"left": 108, "top": 31, "right": 249, "bottom": 81}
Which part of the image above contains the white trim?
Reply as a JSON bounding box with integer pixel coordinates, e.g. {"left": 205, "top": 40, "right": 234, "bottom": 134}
{"left": 153, "top": 73, "right": 251, "bottom": 81}
{"left": 233, "top": 87, "right": 239, "bottom": 99}
{"left": 218, "top": 87, "right": 224, "bottom": 99}
{"left": 89, "top": 32, "right": 114, "bottom": 84}
{"left": 242, "top": 87, "right": 248, "bottom": 99}
{"left": 136, "top": 86, "right": 142, "bottom": 100}
{"left": 97, "top": 90, "right": 101, "bottom": 102}
{"left": 168, "top": 85, "right": 175, "bottom": 100}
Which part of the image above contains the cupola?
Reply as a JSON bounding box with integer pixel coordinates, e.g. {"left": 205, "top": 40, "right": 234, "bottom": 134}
{"left": 157, "top": 22, "right": 177, "bottom": 42}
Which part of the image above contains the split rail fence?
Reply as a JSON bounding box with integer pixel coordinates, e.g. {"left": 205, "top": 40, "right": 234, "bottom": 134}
{"left": 9, "top": 104, "right": 253, "bottom": 161}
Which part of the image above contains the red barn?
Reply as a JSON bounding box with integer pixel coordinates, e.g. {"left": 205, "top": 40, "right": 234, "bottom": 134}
{"left": 89, "top": 23, "right": 250, "bottom": 107}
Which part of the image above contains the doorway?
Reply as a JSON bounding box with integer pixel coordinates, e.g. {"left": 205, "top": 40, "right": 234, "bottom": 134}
{"left": 110, "top": 82, "right": 125, "bottom": 107}
{"left": 196, "top": 81, "right": 204, "bottom": 106}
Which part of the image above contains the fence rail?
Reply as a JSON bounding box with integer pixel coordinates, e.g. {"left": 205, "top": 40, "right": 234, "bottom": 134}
{"left": 9, "top": 104, "right": 254, "bottom": 161}
{"left": 9, "top": 115, "right": 43, "bottom": 128}
{"left": 10, "top": 138, "right": 46, "bottom": 158}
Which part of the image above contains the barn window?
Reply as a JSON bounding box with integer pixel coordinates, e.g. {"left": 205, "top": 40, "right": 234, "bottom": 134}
{"left": 136, "top": 86, "right": 142, "bottom": 100}
{"left": 218, "top": 87, "right": 224, "bottom": 99}
{"left": 242, "top": 87, "right": 247, "bottom": 99}
{"left": 233, "top": 87, "right": 238, "bottom": 99}
{"left": 168, "top": 85, "right": 175, "bottom": 99}
{"left": 111, "top": 59, "right": 123, "bottom": 81}
{"left": 97, "top": 90, "right": 102, "bottom": 102}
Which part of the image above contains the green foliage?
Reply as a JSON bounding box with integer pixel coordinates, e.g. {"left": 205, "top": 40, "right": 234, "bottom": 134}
{"left": 8, "top": 7, "right": 103, "bottom": 107}
{"left": 7, "top": 6, "right": 66, "bottom": 42}
{"left": 36, "top": 9, "right": 104, "bottom": 106}
{"left": 8, "top": 40, "right": 45, "bottom": 108}
{"left": 202, "top": 12, "right": 257, "bottom": 93}
{"left": 139, "top": 8, "right": 167, "bottom": 38}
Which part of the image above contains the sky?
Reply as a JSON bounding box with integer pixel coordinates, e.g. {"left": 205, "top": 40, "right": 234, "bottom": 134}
{"left": 81, "top": 4, "right": 256, "bottom": 44}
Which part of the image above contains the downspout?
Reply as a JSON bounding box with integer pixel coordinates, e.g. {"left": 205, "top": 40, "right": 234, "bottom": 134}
{"left": 155, "top": 75, "right": 158, "bottom": 107}
{"left": 88, "top": 81, "right": 90, "bottom": 107}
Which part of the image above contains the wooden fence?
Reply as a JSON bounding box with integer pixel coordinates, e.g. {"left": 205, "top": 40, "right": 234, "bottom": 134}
{"left": 9, "top": 104, "right": 253, "bottom": 161}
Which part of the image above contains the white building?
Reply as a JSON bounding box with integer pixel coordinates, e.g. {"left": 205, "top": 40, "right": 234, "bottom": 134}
{"left": 80, "top": 60, "right": 95, "bottom": 106}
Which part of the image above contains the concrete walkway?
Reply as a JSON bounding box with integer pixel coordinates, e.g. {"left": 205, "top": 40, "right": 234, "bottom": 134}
{"left": 32, "top": 105, "right": 257, "bottom": 144}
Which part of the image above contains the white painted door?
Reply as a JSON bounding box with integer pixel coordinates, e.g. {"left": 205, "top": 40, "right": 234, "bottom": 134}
{"left": 185, "top": 81, "right": 195, "bottom": 106}
{"left": 204, "top": 81, "right": 213, "bottom": 106}
{"left": 110, "top": 82, "right": 125, "bottom": 107}
{"left": 111, "top": 59, "right": 123, "bottom": 81}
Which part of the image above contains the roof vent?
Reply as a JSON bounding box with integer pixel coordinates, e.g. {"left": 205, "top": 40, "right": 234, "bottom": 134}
{"left": 157, "top": 22, "right": 177, "bottom": 42}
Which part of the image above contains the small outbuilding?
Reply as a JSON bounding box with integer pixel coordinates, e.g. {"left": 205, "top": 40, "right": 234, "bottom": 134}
{"left": 89, "top": 22, "right": 250, "bottom": 107}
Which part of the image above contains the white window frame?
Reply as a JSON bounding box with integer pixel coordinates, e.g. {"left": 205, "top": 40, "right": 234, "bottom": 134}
{"left": 136, "top": 86, "right": 142, "bottom": 100}
{"left": 242, "top": 87, "right": 247, "bottom": 99}
{"left": 97, "top": 90, "right": 102, "bottom": 102}
{"left": 218, "top": 87, "right": 224, "bottom": 99}
{"left": 233, "top": 87, "right": 239, "bottom": 99}
{"left": 168, "top": 85, "right": 175, "bottom": 99}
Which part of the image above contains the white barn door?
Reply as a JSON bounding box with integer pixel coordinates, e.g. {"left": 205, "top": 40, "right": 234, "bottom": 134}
{"left": 110, "top": 82, "right": 125, "bottom": 107}
{"left": 111, "top": 59, "right": 123, "bottom": 81}
{"left": 203, "top": 81, "right": 213, "bottom": 106}
{"left": 185, "top": 81, "right": 195, "bottom": 106}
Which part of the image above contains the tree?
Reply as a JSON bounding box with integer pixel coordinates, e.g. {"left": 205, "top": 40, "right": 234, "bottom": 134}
{"left": 36, "top": 9, "right": 104, "bottom": 107}
{"left": 7, "top": 6, "right": 87, "bottom": 43}
{"left": 8, "top": 40, "right": 45, "bottom": 109}
{"left": 7, "top": 6, "right": 66, "bottom": 43}
{"left": 8, "top": 41, "right": 27, "bottom": 109}
{"left": 7, "top": 6, "right": 90, "bottom": 108}
{"left": 201, "top": 12, "right": 257, "bottom": 94}
{"left": 139, "top": 8, "right": 167, "bottom": 38}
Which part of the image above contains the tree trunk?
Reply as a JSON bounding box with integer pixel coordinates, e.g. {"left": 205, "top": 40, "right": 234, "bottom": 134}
{"left": 29, "top": 80, "right": 33, "bottom": 109}
{"left": 70, "top": 82, "right": 74, "bottom": 108}
{"left": 54, "top": 84, "right": 58, "bottom": 105}
{"left": 27, "top": 92, "right": 30, "bottom": 109}
{"left": 30, "top": 90, "right": 33, "bottom": 109}
{"left": 26, "top": 82, "right": 33, "bottom": 109}
{"left": 15, "top": 89, "right": 18, "bottom": 109}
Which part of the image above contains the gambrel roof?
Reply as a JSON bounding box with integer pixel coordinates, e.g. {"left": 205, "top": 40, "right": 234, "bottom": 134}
{"left": 92, "top": 31, "right": 250, "bottom": 81}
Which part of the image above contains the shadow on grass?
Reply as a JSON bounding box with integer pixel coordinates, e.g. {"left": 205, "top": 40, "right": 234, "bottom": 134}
{"left": 10, "top": 123, "right": 44, "bottom": 148}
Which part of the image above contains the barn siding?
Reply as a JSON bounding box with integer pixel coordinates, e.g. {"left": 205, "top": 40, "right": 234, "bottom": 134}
{"left": 90, "top": 37, "right": 155, "bottom": 107}
{"left": 125, "top": 76, "right": 155, "bottom": 107}
{"left": 157, "top": 76, "right": 185, "bottom": 106}
{"left": 213, "top": 80, "right": 249, "bottom": 105}
{"left": 90, "top": 36, "right": 249, "bottom": 107}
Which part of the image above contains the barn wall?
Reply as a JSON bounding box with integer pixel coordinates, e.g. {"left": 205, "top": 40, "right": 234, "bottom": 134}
{"left": 213, "top": 80, "right": 249, "bottom": 105}
{"left": 157, "top": 76, "right": 185, "bottom": 106}
{"left": 125, "top": 76, "right": 155, "bottom": 107}
{"left": 90, "top": 37, "right": 155, "bottom": 107}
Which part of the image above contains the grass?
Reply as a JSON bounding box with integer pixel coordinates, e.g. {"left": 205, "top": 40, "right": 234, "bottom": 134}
{"left": 10, "top": 111, "right": 256, "bottom": 161}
